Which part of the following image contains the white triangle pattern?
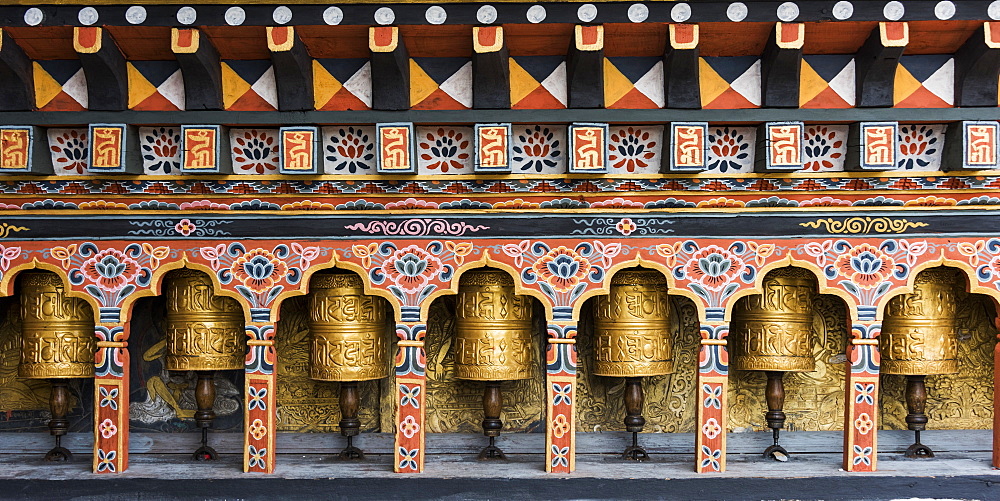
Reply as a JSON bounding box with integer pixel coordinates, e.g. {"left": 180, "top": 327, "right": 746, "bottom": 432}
{"left": 729, "top": 59, "right": 761, "bottom": 107}
{"left": 921, "top": 58, "right": 954, "bottom": 105}
{"left": 344, "top": 62, "right": 373, "bottom": 108}
{"left": 439, "top": 61, "right": 473, "bottom": 108}
{"left": 827, "top": 59, "right": 856, "bottom": 106}
{"left": 540, "top": 62, "right": 568, "bottom": 106}
{"left": 633, "top": 60, "right": 665, "bottom": 108}
{"left": 250, "top": 66, "right": 279, "bottom": 109}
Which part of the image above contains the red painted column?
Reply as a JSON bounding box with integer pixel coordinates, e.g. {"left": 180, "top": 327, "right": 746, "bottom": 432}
{"left": 243, "top": 323, "right": 277, "bottom": 473}
{"left": 93, "top": 322, "right": 129, "bottom": 473}
{"left": 695, "top": 323, "right": 728, "bottom": 472}
{"left": 545, "top": 322, "right": 577, "bottom": 473}
{"left": 843, "top": 322, "right": 880, "bottom": 472}
{"left": 394, "top": 322, "right": 427, "bottom": 473}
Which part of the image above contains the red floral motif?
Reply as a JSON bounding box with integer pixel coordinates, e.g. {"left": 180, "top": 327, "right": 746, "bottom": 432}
{"left": 533, "top": 246, "right": 591, "bottom": 293}
{"left": 803, "top": 126, "right": 844, "bottom": 172}
{"left": 608, "top": 127, "right": 657, "bottom": 172}
{"left": 230, "top": 249, "right": 289, "bottom": 293}
{"left": 50, "top": 129, "right": 88, "bottom": 175}
{"left": 381, "top": 245, "right": 443, "bottom": 294}
{"left": 80, "top": 248, "right": 141, "bottom": 292}
{"left": 684, "top": 246, "right": 743, "bottom": 292}
{"left": 232, "top": 130, "right": 278, "bottom": 174}
{"left": 834, "top": 244, "right": 895, "bottom": 289}
{"left": 989, "top": 256, "right": 1000, "bottom": 278}
{"left": 419, "top": 128, "right": 470, "bottom": 173}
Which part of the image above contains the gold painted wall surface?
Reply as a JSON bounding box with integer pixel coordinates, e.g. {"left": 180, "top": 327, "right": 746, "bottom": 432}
{"left": 0, "top": 299, "right": 50, "bottom": 411}
{"left": 728, "top": 295, "right": 848, "bottom": 432}
{"left": 880, "top": 293, "right": 996, "bottom": 430}
{"left": 275, "top": 296, "right": 385, "bottom": 433}
{"left": 575, "top": 296, "right": 700, "bottom": 433}
{"left": 423, "top": 297, "right": 545, "bottom": 433}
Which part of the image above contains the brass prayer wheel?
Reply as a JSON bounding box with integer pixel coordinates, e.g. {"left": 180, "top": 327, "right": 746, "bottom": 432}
{"left": 593, "top": 269, "right": 673, "bottom": 377}
{"left": 19, "top": 271, "right": 95, "bottom": 379}
{"left": 454, "top": 269, "right": 533, "bottom": 381}
{"left": 308, "top": 272, "right": 390, "bottom": 382}
{"left": 880, "top": 267, "right": 961, "bottom": 376}
{"left": 730, "top": 267, "right": 817, "bottom": 373}
{"left": 164, "top": 269, "right": 245, "bottom": 372}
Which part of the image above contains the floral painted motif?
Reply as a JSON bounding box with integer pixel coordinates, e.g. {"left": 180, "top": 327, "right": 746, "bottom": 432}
{"left": 230, "top": 249, "right": 289, "bottom": 294}
{"left": 552, "top": 414, "right": 570, "bottom": 439}
{"left": 80, "top": 249, "right": 141, "bottom": 293}
{"left": 532, "top": 246, "right": 592, "bottom": 294}
{"left": 833, "top": 243, "right": 895, "bottom": 289}
{"left": 706, "top": 127, "right": 754, "bottom": 173}
{"left": 803, "top": 125, "right": 846, "bottom": 172}
{"left": 417, "top": 127, "right": 473, "bottom": 174}
{"left": 96, "top": 449, "right": 117, "bottom": 472}
{"left": 99, "top": 387, "right": 119, "bottom": 410}
{"left": 400, "top": 415, "right": 420, "bottom": 438}
{"left": 853, "top": 413, "right": 874, "bottom": 435}
{"left": 230, "top": 129, "right": 279, "bottom": 175}
{"left": 380, "top": 245, "right": 444, "bottom": 295}
{"left": 852, "top": 445, "right": 873, "bottom": 466}
{"left": 54, "top": 243, "right": 165, "bottom": 310}
{"left": 552, "top": 383, "right": 572, "bottom": 406}
{"left": 248, "top": 445, "right": 267, "bottom": 470}
{"left": 855, "top": 383, "right": 875, "bottom": 405}
{"left": 249, "top": 418, "right": 268, "bottom": 440}
{"left": 99, "top": 419, "right": 118, "bottom": 439}
{"left": 48, "top": 129, "right": 89, "bottom": 175}
{"left": 323, "top": 126, "right": 375, "bottom": 174}
{"left": 511, "top": 125, "right": 565, "bottom": 173}
{"left": 897, "top": 124, "right": 943, "bottom": 171}
{"left": 659, "top": 241, "right": 766, "bottom": 307}
{"left": 174, "top": 219, "right": 197, "bottom": 236}
{"left": 550, "top": 445, "right": 570, "bottom": 468}
{"left": 702, "top": 418, "right": 722, "bottom": 440}
{"left": 248, "top": 386, "right": 268, "bottom": 411}
{"left": 139, "top": 127, "right": 181, "bottom": 175}
{"left": 615, "top": 218, "right": 636, "bottom": 236}
{"left": 684, "top": 246, "right": 744, "bottom": 293}
{"left": 398, "top": 447, "right": 419, "bottom": 471}
{"left": 501, "top": 240, "right": 616, "bottom": 313}
{"left": 400, "top": 384, "right": 421, "bottom": 408}
{"left": 699, "top": 445, "right": 722, "bottom": 471}
{"left": 607, "top": 126, "right": 661, "bottom": 174}
{"left": 702, "top": 384, "right": 723, "bottom": 409}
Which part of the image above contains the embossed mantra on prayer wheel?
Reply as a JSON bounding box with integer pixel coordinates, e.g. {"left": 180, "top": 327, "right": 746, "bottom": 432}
{"left": 309, "top": 272, "right": 390, "bottom": 459}
{"left": 593, "top": 269, "right": 672, "bottom": 460}
{"left": 19, "top": 271, "right": 95, "bottom": 462}
{"left": 730, "top": 267, "right": 817, "bottom": 461}
{"left": 454, "top": 269, "right": 533, "bottom": 460}
{"left": 165, "top": 269, "right": 246, "bottom": 461}
{"left": 880, "top": 267, "right": 962, "bottom": 459}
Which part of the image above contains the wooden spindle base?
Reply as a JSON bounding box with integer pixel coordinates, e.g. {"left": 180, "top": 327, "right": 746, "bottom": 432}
{"left": 339, "top": 381, "right": 365, "bottom": 460}
{"left": 763, "top": 371, "right": 789, "bottom": 461}
{"left": 478, "top": 381, "right": 506, "bottom": 460}
{"left": 193, "top": 371, "right": 219, "bottom": 461}
{"left": 622, "top": 377, "right": 649, "bottom": 461}
{"left": 904, "top": 375, "right": 935, "bottom": 458}
{"left": 44, "top": 380, "right": 72, "bottom": 462}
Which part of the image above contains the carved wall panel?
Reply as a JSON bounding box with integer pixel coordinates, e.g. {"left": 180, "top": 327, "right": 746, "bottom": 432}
{"left": 423, "top": 297, "right": 546, "bottom": 433}
{"left": 575, "top": 296, "right": 700, "bottom": 433}
{"left": 728, "top": 294, "right": 849, "bottom": 432}
{"left": 275, "top": 296, "right": 384, "bottom": 433}
{"left": 880, "top": 293, "right": 996, "bottom": 430}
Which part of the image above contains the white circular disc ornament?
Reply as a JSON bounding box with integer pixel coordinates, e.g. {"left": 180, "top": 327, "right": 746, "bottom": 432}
{"left": 273, "top": 6, "right": 293, "bottom": 25}
{"left": 526, "top": 5, "right": 546, "bottom": 23}
{"left": 374, "top": 7, "right": 395, "bottom": 25}
{"left": 24, "top": 7, "right": 44, "bottom": 26}
{"left": 125, "top": 6, "right": 147, "bottom": 24}
{"left": 426, "top": 6, "right": 447, "bottom": 24}
{"left": 176, "top": 6, "right": 197, "bottom": 25}
{"left": 627, "top": 4, "right": 649, "bottom": 23}
{"left": 477, "top": 5, "right": 498, "bottom": 24}
{"left": 225, "top": 7, "right": 246, "bottom": 26}
{"left": 777, "top": 2, "right": 799, "bottom": 22}
{"left": 727, "top": 2, "right": 748, "bottom": 22}
{"left": 832, "top": 1, "right": 854, "bottom": 20}
{"left": 671, "top": 3, "right": 691, "bottom": 22}
{"left": 934, "top": 1, "right": 955, "bottom": 20}
{"left": 323, "top": 6, "right": 344, "bottom": 25}
{"left": 578, "top": 4, "right": 598, "bottom": 23}
{"left": 883, "top": 1, "right": 904, "bottom": 21}
{"left": 78, "top": 7, "right": 99, "bottom": 26}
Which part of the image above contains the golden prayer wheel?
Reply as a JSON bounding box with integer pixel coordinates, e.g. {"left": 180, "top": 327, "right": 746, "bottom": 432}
{"left": 729, "top": 267, "right": 817, "bottom": 461}
{"left": 593, "top": 269, "right": 673, "bottom": 377}
{"left": 164, "top": 269, "right": 245, "bottom": 372}
{"left": 454, "top": 268, "right": 534, "bottom": 460}
{"left": 880, "top": 267, "right": 961, "bottom": 376}
{"left": 593, "top": 268, "right": 673, "bottom": 460}
{"left": 880, "top": 267, "right": 963, "bottom": 458}
{"left": 18, "top": 271, "right": 96, "bottom": 462}
{"left": 730, "top": 267, "right": 817, "bottom": 373}
{"left": 454, "top": 269, "right": 534, "bottom": 382}
{"left": 308, "top": 272, "right": 390, "bottom": 382}
{"left": 19, "top": 271, "right": 96, "bottom": 379}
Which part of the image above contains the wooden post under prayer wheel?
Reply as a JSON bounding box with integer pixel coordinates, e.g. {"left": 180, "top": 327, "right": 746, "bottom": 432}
{"left": 593, "top": 269, "right": 673, "bottom": 461}
{"left": 454, "top": 269, "right": 534, "bottom": 460}
{"left": 308, "top": 272, "right": 391, "bottom": 460}
{"left": 164, "top": 269, "right": 246, "bottom": 461}
{"left": 730, "top": 268, "right": 817, "bottom": 461}
{"left": 880, "top": 267, "right": 962, "bottom": 458}
{"left": 18, "top": 272, "right": 96, "bottom": 462}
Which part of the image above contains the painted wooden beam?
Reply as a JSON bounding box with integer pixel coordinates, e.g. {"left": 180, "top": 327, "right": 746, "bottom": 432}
{"left": 171, "top": 28, "right": 223, "bottom": 111}
{"left": 267, "top": 26, "right": 314, "bottom": 112}
{"left": 760, "top": 23, "right": 803, "bottom": 109}
{"left": 566, "top": 25, "right": 603, "bottom": 109}
{"left": 73, "top": 27, "right": 127, "bottom": 111}
{"left": 854, "top": 22, "right": 908, "bottom": 108}
{"left": 954, "top": 22, "right": 1000, "bottom": 108}
{"left": 472, "top": 26, "right": 510, "bottom": 109}
{"left": 0, "top": 30, "right": 33, "bottom": 111}
{"left": 663, "top": 24, "right": 700, "bottom": 110}
{"left": 369, "top": 26, "right": 409, "bottom": 111}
